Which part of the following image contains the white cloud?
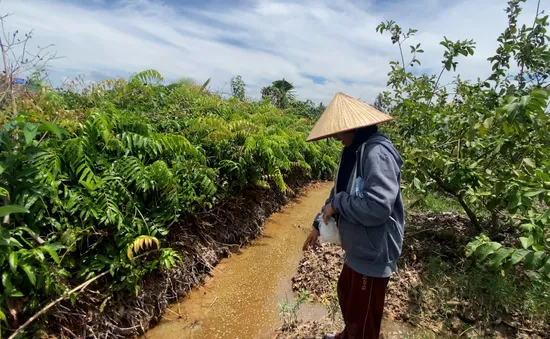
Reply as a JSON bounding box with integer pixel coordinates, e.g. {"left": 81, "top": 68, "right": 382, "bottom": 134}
{"left": 0, "top": 0, "right": 545, "bottom": 104}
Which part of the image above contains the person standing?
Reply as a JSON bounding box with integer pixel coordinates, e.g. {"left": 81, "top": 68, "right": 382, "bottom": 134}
{"left": 302, "top": 92, "right": 405, "bottom": 339}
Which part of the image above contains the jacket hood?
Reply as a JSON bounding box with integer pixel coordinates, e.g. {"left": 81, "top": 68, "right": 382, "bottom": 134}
{"left": 364, "top": 132, "right": 403, "bottom": 168}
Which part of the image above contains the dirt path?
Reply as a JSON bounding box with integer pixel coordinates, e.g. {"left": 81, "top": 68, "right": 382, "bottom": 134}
{"left": 142, "top": 182, "right": 333, "bottom": 339}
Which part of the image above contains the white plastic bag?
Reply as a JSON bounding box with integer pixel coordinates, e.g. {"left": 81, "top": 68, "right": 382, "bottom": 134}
{"left": 317, "top": 213, "right": 341, "bottom": 245}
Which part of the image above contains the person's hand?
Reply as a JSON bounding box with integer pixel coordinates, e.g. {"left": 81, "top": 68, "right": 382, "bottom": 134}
{"left": 323, "top": 203, "right": 336, "bottom": 224}
{"left": 302, "top": 228, "right": 320, "bottom": 251}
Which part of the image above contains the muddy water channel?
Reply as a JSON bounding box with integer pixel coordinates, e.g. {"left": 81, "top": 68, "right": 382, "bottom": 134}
{"left": 143, "top": 183, "right": 333, "bottom": 339}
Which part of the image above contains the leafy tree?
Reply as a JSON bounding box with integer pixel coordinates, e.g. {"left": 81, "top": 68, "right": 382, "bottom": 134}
{"left": 377, "top": 0, "right": 550, "bottom": 279}
{"left": 230, "top": 75, "right": 246, "bottom": 102}
{"left": 261, "top": 78, "right": 296, "bottom": 108}
{"left": 373, "top": 92, "right": 392, "bottom": 114}
{"left": 289, "top": 99, "right": 325, "bottom": 121}
{"left": 373, "top": 93, "right": 383, "bottom": 110}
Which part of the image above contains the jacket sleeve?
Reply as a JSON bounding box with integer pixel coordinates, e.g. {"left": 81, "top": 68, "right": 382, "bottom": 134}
{"left": 332, "top": 145, "right": 400, "bottom": 227}
{"left": 313, "top": 185, "right": 335, "bottom": 230}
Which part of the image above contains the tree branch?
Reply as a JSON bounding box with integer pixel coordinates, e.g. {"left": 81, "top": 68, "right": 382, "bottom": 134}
{"left": 7, "top": 270, "right": 111, "bottom": 339}
{"left": 428, "top": 67, "right": 446, "bottom": 105}
{"left": 398, "top": 41, "right": 406, "bottom": 72}
{"left": 429, "top": 173, "right": 482, "bottom": 231}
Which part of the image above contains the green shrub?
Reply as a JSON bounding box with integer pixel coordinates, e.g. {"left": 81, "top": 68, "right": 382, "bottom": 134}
{"left": 0, "top": 71, "right": 340, "bottom": 334}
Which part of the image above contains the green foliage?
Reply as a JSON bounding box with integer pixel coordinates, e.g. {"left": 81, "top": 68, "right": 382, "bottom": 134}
{"left": 0, "top": 72, "right": 340, "bottom": 332}
{"left": 378, "top": 0, "right": 550, "bottom": 278}
{"left": 230, "top": 75, "right": 246, "bottom": 102}
{"left": 278, "top": 290, "right": 312, "bottom": 330}
{"left": 372, "top": 93, "right": 391, "bottom": 113}
{"left": 320, "top": 280, "right": 340, "bottom": 323}
{"left": 403, "top": 189, "right": 463, "bottom": 214}
{"left": 261, "top": 78, "right": 296, "bottom": 109}
{"left": 420, "top": 255, "right": 550, "bottom": 332}
{"left": 288, "top": 99, "right": 326, "bottom": 121}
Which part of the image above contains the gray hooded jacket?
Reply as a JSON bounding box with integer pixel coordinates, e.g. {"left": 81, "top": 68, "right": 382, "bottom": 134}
{"left": 322, "top": 132, "right": 405, "bottom": 278}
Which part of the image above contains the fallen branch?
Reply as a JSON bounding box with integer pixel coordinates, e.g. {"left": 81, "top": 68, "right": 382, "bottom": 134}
{"left": 8, "top": 270, "right": 110, "bottom": 339}
{"left": 8, "top": 249, "right": 170, "bottom": 337}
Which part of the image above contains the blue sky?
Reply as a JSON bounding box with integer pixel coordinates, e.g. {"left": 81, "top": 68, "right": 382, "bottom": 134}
{"left": 1, "top": 0, "right": 545, "bottom": 104}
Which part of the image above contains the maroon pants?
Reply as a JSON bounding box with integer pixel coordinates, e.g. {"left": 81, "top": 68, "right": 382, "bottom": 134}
{"left": 336, "top": 264, "right": 390, "bottom": 339}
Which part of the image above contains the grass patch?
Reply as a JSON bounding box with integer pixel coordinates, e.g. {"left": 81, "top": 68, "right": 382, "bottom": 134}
{"left": 403, "top": 189, "right": 463, "bottom": 214}
{"left": 411, "top": 255, "right": 550, "bottom": 336}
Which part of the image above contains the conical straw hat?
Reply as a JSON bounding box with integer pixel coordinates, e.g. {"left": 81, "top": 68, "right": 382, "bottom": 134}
{"left": 306, "top": 92, "right": 393, "bottom": 142}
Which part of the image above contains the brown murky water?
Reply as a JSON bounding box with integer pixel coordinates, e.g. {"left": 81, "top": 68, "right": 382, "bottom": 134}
{"left": 142, "top": 182, "right": 333, "bottom": 339}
